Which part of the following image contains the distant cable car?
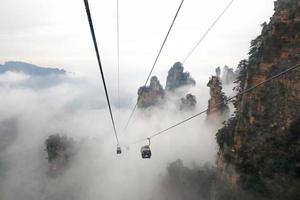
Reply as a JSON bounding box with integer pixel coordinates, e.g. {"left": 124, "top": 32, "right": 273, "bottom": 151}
{"left": 141, "top": 145, "right": 152, "bottom": 159}
{"left": 141, "top": 138, "right": 152, "bottom": 159}
{"left": 117, "top": 146, "right": 122, "bottom": 154}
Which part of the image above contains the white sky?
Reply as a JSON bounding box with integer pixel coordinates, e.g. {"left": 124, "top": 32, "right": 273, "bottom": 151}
{"left": 0, "top": 0, "right": 275, "bottom": 88}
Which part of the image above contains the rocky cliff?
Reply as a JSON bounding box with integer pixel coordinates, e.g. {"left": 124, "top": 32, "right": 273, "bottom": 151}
{"left": 166, "top": 62, "right": 196, "bottom": 91}
{"left": 216, "top": 0, "right": 300, "bottom": 198}
{"left": 207, "top": 76, "right": 229, "bottom": 121}
{"left": 137, "top": 62, "right": 196, "bottom": 108}
{"left": 215, "top": 66, "right": 237, "bottom": 84}
{"left": 137, "top": 76, "right": 165, "bottom": 108}
{"left": 222, "top": 65, "right": 237, "bottom": 85}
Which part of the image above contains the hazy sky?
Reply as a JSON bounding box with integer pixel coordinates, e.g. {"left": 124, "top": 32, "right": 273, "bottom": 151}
{"left": 0, "top": 0, "right": 274, "bottom": 85}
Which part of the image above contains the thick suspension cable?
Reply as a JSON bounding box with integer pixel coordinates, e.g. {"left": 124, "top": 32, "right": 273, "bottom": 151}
{"left": 83, "top": 0, "right": 120, "bottom": 145}
{"left": 128, "top": 63, "right": 300, "bottom": 146}
{"left": 124, "top": 0, "right": 185, "bottom": 130}
{"left": 182, "top": 0, "right": 234, "bottom": 63}
{"left": 117, "top": 0, "right": 121, "bottom": 131}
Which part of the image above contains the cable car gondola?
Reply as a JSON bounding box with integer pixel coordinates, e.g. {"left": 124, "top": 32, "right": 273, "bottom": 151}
{"left": 141, "top": 138, "right": 152, "bottom": 159}
{"left": 117, "top": 146, "right": 122, "bottom": 154}
{"left": 141, "top": 145, "right": 151, "bottom": 158}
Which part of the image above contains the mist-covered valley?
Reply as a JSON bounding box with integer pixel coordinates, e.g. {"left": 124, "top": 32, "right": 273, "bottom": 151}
{"left": 1, "top": 0, "right": 300, "bottom": 199}
{"left": 0, "top": 61, "right": 235, "bottom": 200}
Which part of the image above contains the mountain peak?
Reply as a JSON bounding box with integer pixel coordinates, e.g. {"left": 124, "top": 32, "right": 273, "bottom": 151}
{"left": 166, "top": 62, "right": 196, "bottom": 91}
{"left": 0, "top": 61, "right": 66, "bottom": 76}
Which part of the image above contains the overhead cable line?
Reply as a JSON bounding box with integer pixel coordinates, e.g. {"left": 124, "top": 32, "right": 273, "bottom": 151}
{"left": 124, "top": 0, "right": 185, "bottom": 130}
{"left": 83, "top": 0, "right": 120, "bottom": 145}
{"left": 127, "top": 63, "right": 300, "bottom": 146}
{"left": 182, "top": 0, "right": 235, "bottom": 63}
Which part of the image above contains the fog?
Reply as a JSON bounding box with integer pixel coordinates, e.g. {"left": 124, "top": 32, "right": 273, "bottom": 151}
{"left": 0, "top": 68, "right": 234, "bottom": 200}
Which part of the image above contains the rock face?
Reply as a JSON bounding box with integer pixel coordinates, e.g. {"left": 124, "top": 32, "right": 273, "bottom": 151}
{"left": 180, "top": 93, "right": 197, "bottom": 110}
{"left": 215, "top": 65, "right": 237, "bottom": 84}
{"left": 216, "top": 0, "right": 300, "bottom": 198}
{"left": 206, "top": 76, "right": 229, "bottom": 118}
{"left": 136, "top": 62, "right": 196, "bottom": 108}
{"left": 215, "top": 66, "right": 221, "bottom": 78}
{"left": 166, "top": 62, "right": 196, "bottom": 91}
{"left": 222, "top": 65, "right": 236, "bottom": 85}
{"left": 137, "top": 76, "right": 164, "bottom": 108}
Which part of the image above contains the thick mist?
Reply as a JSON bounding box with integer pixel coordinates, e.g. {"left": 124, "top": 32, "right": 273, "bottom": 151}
{"left": 0, "top": 70, "right": 233, "bottom": 200}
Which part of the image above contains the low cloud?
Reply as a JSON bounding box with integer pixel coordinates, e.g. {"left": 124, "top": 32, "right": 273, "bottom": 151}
{"left": 0, "top": 68, "right": 233, "bottom": 200}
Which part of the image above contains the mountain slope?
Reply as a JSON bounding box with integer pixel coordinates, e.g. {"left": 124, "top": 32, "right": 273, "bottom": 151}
{"left": 216, "top": 0, "right": 300, "bottom": 198}
{"left": 0, "top": 61, "right": 66, "bottom": 76}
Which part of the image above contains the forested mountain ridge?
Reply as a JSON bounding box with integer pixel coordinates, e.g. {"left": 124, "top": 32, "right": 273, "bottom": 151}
{"left": 216, "top": 0, "right": 300, "bottom": 198}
